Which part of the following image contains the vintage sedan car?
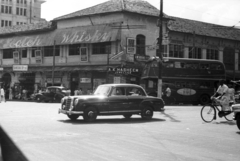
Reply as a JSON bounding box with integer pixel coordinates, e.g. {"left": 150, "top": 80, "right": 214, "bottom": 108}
{"left": 35, "top": 86, "right": 69, "bottom": 103}
{"left": 58, "top": 84, "right": 165, "bottom": 121}
{"left": 232, "top": 104, "right": 240, "bottom": 130}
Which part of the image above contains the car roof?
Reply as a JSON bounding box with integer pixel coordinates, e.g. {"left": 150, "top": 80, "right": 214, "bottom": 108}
{"left": 47, "top": 86, "right": 66, "bottom": 89}
{"left": 99, "top": 84, "right": 142, "bottom": 88}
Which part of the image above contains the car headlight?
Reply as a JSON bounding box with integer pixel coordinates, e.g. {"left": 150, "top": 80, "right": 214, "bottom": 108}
{"left": 74, "top": 98, "right": 78, "bottom": 106}
{"left": 61, "top": 98, "right": 65, "bottom": 104}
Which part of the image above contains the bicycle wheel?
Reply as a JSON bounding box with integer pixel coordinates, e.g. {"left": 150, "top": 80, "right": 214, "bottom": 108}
{"left": 201, "top": 104, "right": 216, "bottom": 123}
{"left": 224, "top": 111, "right": 234, "bottom": 121}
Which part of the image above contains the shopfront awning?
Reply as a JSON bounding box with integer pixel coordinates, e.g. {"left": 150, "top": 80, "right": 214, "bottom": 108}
{"left": 0, "top": 24, "right": 120, "bottom": 49}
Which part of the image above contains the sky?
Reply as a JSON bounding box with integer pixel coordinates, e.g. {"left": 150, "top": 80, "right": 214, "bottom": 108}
{"left": 41, "top": 0, "right": 240, "bottom": 27}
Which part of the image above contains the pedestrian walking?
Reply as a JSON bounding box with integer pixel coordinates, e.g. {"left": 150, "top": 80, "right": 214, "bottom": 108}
{"left": 9, "top": 87, "right": 13, "bottom": 100}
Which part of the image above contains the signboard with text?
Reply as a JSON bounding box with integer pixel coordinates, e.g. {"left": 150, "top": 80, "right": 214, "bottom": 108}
{"left": 12, "top": 65, "right": 28, "bottom": 71}
{"left": 108, "top": 67, "right": 139, "bottom": 75}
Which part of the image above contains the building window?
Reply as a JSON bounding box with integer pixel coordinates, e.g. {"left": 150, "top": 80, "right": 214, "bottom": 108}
{"left": 207, "top": 49, "right": 218, "bottom": 60}
{"left": 69, "top": 44, "right": 80, "bottom": 56}
{"left": 1, "top": 20, "right": 4, "bottom": 27}
{"left": 9, "top": 6, "right": 12, "bottom": 14}
{"left": 5, "top": 6, "right": 8, "bottom": 13}
{"left": 3, "top": 49, "right": 13, "bottom": 59}
{"left": 22, "top": 49, "right": 27, "bottom": 58}
{"left": 16, "top": 7, "right": 19, "bottom": 15}
{"left": 136, "top": 35, "right": 146, "bottom": 55}
{"left": 1, "top": 5, "right": 4, "bottom": 13}
{"left": 24, "top": 0, "right": 27, "bottom": 4}
{"left": 43, "top": 46, "right": 60, "bottom": 57}
{"left": 24, "top": 8, "right": 26, "bottom": 16}
{"left": 92, "top": 42, "right": 111, "bottom": 55}
{"left": 189, "top": 47, "right": 202, "bottom": 59}
{"left": 17, "top": 0, "right": 19, "bottom": 3}
{"left": 169, "top": 44, "right": 184, "bottom": 58}
{"left": 9, "top": 21, "right": 11, "bottom": 26}
{"left": 5, "top": 20, "right": 8, "bottom": 27}
{"left": 20, "top": 8, "right": 23, "bottom": 15}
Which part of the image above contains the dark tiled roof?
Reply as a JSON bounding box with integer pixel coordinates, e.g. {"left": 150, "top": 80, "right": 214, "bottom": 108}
{"left": 0, "top": 22, "right": 54, "bottom": 35}
{"left": 168, "top": 16, "right": 240, "bottom": 41}
{"left": 54, "top": 0, "right": 166, "bottom": 21}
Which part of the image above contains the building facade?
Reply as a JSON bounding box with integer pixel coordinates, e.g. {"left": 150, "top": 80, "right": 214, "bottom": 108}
{"left": 0, "top": 0, "right": 240, "bottom": 99}
{"left": 0, "top": 0, "right": 46, "bottom": 27}
{"left": 0, "top": 0, "right": 168, "bottom": 97}
{"left": 166, "top": 17, "right": 240, "bottom": 80}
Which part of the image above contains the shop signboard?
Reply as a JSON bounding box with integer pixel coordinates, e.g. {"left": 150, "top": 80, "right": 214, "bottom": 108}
{"left": 108, "top": 67, "right": 139, "bottom": 75}
{"left": 80, "top": 78, "right": 91, "bottom": 83}
{"left": 46, "top": 78, "right": 61, "bottom": 83}
{"left": 13, "top": 65, "right": 28, "bottom": 71}
{"left": 134, "top": 54, "right": 150, "bottom": 62}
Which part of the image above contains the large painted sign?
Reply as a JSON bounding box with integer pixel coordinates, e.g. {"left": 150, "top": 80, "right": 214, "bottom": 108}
{"left": 0, "top": 25, "right": 118, "bottom": 49}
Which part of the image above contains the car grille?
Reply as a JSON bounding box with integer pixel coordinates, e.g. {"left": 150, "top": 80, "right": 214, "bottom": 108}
{"left": 64, "top": 97, "right": 72, "bottom": 110}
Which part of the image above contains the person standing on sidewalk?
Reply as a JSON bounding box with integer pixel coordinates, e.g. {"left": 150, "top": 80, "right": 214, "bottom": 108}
{"left": 0, "top": 86, "right": 6, "bottom": 103}
{"left": 9, "top": 87, "right": 13, "bottom": 100}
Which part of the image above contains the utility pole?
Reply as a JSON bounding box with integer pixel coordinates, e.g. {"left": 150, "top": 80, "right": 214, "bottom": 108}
{"left": 52, "top": 40, "right": 56, "bottom": 86}
{"left": 30, "top": 0, "right": 32, "bottom": 24}
{"left": 157, "top": 0, "right": 163, "bottom": 98}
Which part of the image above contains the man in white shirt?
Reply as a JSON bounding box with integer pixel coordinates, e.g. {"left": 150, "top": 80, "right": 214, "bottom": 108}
{"left": 0, "top": 87, "right": 6, "bottom": 103}
{"left": 211, "top": 80, "right": 230, "bottom": 116}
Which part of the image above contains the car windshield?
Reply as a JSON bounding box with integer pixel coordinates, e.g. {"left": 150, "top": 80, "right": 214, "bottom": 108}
{"left": 94, "top": 86, "right": 111, "bottom": 96}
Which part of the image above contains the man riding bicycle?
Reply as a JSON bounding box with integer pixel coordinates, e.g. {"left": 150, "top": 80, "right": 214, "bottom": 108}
{"left": 211, "top": 79, "right": 232, "bottom": 117}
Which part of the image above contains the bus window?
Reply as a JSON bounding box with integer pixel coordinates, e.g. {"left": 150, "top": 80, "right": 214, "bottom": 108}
{"left": 210, "top": 64, "right": 222, "bottom": 70}
{"left": 185, "top": 63, "right": 198, "bottom": 69}
{"left": 176, "top": 82, "right": 181, "bottom": 88}
{"left": 200, "top": 64, "right": 210, "bottom": 70}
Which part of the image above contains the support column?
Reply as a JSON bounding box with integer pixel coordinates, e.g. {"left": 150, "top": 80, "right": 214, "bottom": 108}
{"left": 235, "top": 50, "right": 239, "bottom": 71}
{"left": 218, "top": 48, "right": 223, "bottom": 62}
{"left": 202, "top": 48, "right": 207, "bottom": 59}
{"left": 184, "top": 46, "right": 189, "bottom": 58}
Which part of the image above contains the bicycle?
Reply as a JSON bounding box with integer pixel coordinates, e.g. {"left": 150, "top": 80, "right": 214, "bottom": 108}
{"left": 200, "top": 98, "right": 234, "bottom": 123}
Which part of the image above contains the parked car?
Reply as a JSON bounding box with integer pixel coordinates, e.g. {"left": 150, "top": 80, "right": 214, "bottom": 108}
{"left": 232, "top": 104, "right": 240, "bottom": 130}
{"left": 58, "top": 84, "right": 165, "bottom": 121}
{"left": 35, "top": 86, "right": 70, "bottom": 103}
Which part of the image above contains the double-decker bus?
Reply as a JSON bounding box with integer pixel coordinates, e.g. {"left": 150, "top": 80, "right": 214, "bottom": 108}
{"left": 140, "top": 58, "right": 226, "bottom": 105}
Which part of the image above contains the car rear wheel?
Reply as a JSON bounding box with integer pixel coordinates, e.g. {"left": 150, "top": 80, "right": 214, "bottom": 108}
{"left": 36, "top": 96, "right": 42, "bottom": 102}
{"left": 67, "top": 114, "right": 80, "bottom": 121}
{"left": 237, "top": 115, "right": 240, "bottom": 130}
{"left": 83, "top": 107, "right": 97, "bottom": 122}
{"left": 141, "top": 106, "right": 153, "bottom": 120}
{"left": 123, "top": 114, "right": 132, "bottom": 119}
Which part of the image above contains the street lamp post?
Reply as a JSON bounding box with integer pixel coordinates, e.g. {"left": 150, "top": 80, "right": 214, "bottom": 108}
{"left": 157, "top": 0, "right": 163, "bottom": 98}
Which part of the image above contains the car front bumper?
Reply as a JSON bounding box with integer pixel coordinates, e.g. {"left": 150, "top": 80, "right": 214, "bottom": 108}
{"left": 58, "top": 108, "right": 84, "bottom": 115}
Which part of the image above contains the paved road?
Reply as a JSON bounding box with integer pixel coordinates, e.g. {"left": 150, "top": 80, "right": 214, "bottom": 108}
{"left": 0, "top": 102, "right": 239, "bottom": 161}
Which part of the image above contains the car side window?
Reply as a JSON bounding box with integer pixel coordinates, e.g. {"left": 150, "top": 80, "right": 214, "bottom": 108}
{"left": 111, "top": 87, "right": 125, "bottom": 96}
{"left": 127, "top": 87, "right": 145, "bottom": 96}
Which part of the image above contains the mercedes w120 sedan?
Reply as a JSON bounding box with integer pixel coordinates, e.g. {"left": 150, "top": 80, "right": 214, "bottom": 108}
{"left": 58, "top": 84, "right": 165, "bottom": 121}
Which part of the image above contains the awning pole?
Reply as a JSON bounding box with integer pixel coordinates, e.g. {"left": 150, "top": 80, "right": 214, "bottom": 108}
{"left": 52, "top": 40, "right": 56, "bottom": 86}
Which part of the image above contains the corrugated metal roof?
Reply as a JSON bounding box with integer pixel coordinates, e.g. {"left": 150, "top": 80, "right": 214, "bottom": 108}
{"left": 54, "top": 0, "right": 166, "bottom": 21}
{"left": 168, "top": 16, "right": 240, "bottom": 41}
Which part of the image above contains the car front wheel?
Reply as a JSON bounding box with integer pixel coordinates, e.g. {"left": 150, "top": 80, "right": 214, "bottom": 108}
{"left": 83, "top": 107, "right": 97, "bottom": 122}
{"left": 141, "top": 106, "right": 153, "bottom": 120}
{"left": 67, "top": 114, "right": 80, "bottom": 121}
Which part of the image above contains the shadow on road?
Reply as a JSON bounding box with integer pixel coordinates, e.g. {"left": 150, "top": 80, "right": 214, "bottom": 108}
{"left": 0, "top": 126, "right": 28, "bottom": 161}
{"left": 58, "top": 118, "right": 166, "bottom": 125}
{"left": 214, "top": 121, "right": 236, "bottom": 126}
{"left": 160, "top": 111, "right": 181, "bottom": 122}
